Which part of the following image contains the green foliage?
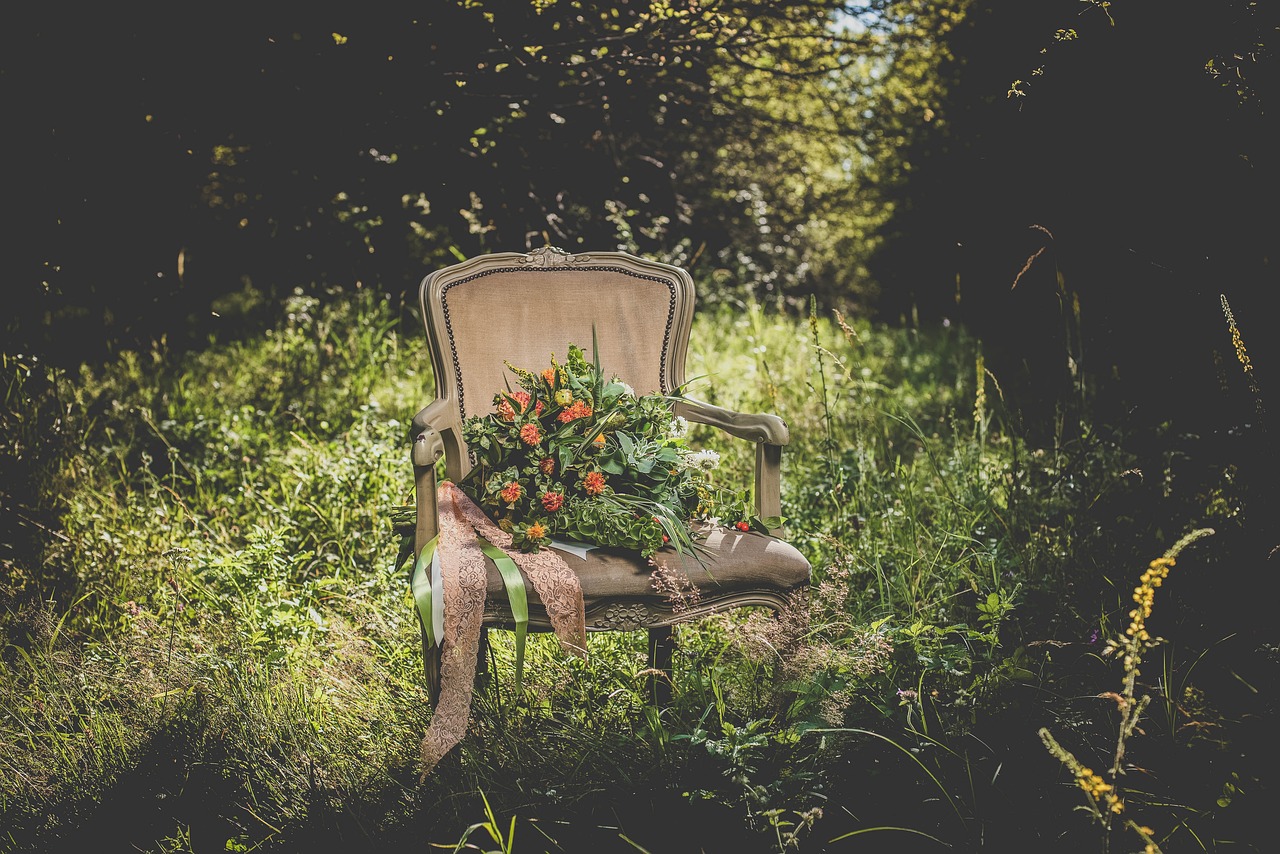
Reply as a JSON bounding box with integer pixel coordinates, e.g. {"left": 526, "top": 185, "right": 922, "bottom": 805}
{"left": 0, "top": 283, "right": 1270, "bottom": 851}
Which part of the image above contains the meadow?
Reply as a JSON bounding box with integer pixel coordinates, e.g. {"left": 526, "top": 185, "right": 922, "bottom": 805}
{"left": 2, "top": 278, "right": 1274, "bottom": 853}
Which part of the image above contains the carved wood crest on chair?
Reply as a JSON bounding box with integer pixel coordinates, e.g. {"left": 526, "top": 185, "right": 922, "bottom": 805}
{"left": 407, "top": 247, "right": 812, "bottom": 705}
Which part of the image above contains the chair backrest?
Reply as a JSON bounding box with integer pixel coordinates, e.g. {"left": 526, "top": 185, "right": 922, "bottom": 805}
{"left": 419, "top": 247, "right": 696, "bottom": 479}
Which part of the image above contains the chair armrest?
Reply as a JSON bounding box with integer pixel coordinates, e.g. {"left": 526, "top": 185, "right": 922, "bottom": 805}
{"left": 673, "top": 398, "right": 790, "bottom": 446}
{"left": 408, "top": 398, "right": 464, "bottom": 550}
{"left": 673, "top": 397, "right": 789, "bottom": 535}
{"left": 410, "top": 398, "right": 455, "bottom": 456}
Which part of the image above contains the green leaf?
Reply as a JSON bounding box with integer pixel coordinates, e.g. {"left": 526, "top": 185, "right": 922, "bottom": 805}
{"left": 591, "top": 324, "right": 604, "bottom": 402}
{"left": 752, "top": 515, "right": 785, "bottom": 534}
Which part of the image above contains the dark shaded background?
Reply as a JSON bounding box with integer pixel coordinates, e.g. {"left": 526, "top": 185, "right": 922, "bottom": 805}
{"left": 4, "top": 0, "right": 1276, "bottom": 438}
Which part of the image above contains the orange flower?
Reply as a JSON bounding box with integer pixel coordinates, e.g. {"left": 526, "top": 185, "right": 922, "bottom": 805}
{"left": 539, "top": 457, "right": 556, "bottom": 476}
{"left": 557, "top": 400, "right": 593, "bottom": 423}
{"left": 496, "top": 398, "right": 516, "bottom": 421}
{"left": 527, "top": 521, "right": 547, "bottom": 540}
{"left": 512, "top": 391, "right": 531, "bottom": 411}
{"left": 542, "top": 368, "right": 556, "bottom": 385}
{"left": 500, "top": 481, "right": 522, "bottom": 503}
{"left": 519, "top": 423, "right": 542, "bottom": 446}
{"left": 541, "top": 491, "right": 564, "bottom": 512}
{"left": 583, "top": 471, "right": 606, "bottom": 496}
{"left": 593, "top": 433, "right": 606, "bottom": 445}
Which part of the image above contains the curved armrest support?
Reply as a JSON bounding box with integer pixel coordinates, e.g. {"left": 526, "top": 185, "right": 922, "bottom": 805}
{"left": 674, "top": 397, "right": 789, "bottom": 536}
{"left": 410, "top": 398, "right": 456, "bottom": 447}
{"left": 409, "top": 398, "right": 466, "bottom": 550}
{"left": 673, "top": 398, "right": 790, "bottom": 446}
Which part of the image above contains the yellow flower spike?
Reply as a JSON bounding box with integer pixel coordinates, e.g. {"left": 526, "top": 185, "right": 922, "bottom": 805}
{"left": 1220, "top": 293, "right": 1265, "bottom": 419}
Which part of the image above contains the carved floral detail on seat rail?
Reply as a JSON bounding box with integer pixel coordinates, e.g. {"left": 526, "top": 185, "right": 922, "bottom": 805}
{"left": 591, "top": 603, "right": 658, "bottom": 631}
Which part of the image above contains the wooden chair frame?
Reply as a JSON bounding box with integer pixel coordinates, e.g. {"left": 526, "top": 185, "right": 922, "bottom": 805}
{"left": 408, "top": 247, "right": 809, "bottom": 705}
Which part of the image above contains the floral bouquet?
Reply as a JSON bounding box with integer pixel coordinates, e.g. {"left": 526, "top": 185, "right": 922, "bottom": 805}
{"left": 458, "top": 342, "right": 752, "bottom": 558}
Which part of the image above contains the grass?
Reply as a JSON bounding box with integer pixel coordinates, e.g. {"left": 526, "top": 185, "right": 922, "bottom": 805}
{"left": 1, "top": 278, "right": 1274, "bottom": 852}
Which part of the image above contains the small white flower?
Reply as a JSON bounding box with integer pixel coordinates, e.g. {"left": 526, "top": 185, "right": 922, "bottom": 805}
{"left": 668, "top": 416, "right": 689, "bottom": 439}
{"left": 687, "top": 449, "right": 721, "bottom": 472}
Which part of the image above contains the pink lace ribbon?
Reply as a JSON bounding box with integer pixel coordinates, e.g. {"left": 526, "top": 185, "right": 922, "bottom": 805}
{"left": 419, "top": 481, "right": 587, "bottom": 780}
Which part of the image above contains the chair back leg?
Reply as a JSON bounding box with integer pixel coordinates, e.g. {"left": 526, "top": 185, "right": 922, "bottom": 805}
{"left": 475, "top": 626, "right": 492, "bottom": 693}
{"left": 648, "top": 625, "right": 675, "bottom": 706}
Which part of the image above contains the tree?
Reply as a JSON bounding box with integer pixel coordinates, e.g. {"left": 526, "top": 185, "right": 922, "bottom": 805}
{"left": 854, "top": 0, "right": 1279, "bottom": 431}
{"left": 4, "top": 1, "right": 901, "bottom": 366}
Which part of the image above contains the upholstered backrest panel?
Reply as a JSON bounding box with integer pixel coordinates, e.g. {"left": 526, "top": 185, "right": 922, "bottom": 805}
{"left": 436, "top": 265, "right": 679, "bottom": 421}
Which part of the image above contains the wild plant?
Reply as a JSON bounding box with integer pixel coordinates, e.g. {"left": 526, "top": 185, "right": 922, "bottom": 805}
{"left": 1218, "top": 294, "right": 1264, "bottom": 425}
{"left": 1039, "top": 527, "right": 1215, "bottom": 853}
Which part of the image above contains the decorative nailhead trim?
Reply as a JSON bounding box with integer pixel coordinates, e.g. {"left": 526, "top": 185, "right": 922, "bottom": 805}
{"left": 439, "top": 266, "right": 679, "bottom": 423}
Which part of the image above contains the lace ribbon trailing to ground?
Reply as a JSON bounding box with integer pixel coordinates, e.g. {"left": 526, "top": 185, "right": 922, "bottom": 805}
{"left": 418, "top": 481, "right": 587, "bottom": 780}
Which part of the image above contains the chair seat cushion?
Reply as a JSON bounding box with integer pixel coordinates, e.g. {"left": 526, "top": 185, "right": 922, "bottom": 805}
{"left": 481, "top": 523, "right": 812, "bottom": 630}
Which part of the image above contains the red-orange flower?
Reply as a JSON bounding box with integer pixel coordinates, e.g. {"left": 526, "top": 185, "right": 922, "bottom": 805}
{"left": 496, "top": 398, "right": 516, "bottom": 421}
{"left": 519, "top": 423, "right": 542, "bottom": 446}
{"left": 512, "top": 391, "right": 531, "bottom": 411}
{"left": 557, "top": 400, "right": 593, "bottom": 423}
{"left": 500, "top": 482, "right": 522, "bottom": 503}
{"left": 539, "top": 457, "right": 556, "bottom": 476}
{"left": 583, "top": 471, "right": 606, "bottom": 496}
{"left": 541, "top": 491, "right": 564, "bottom": 512}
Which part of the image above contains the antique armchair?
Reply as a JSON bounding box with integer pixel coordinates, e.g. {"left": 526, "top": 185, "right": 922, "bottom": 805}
{"left": 405, "top": 246, "right": 811, "bottom": 706}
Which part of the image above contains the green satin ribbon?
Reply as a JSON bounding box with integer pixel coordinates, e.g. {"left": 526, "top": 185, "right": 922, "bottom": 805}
{"left": 409, "top": 535, "right": 439, "bottom": 649}
{"left": 476, "top": 536, "right": 528, "bottom": 693}
{"left": 406, "top": 531, "right": 529, "bottom": 694}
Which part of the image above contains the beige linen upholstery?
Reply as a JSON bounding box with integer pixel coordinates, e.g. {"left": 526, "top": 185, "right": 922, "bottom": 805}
{"left": 409, "top": 247, "right": 811, "bottom": 705}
